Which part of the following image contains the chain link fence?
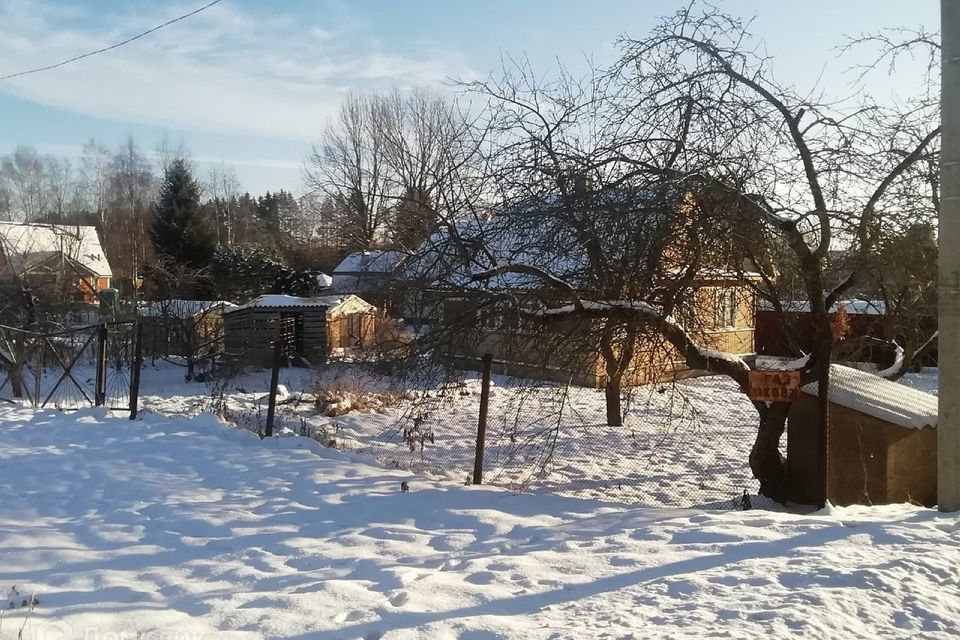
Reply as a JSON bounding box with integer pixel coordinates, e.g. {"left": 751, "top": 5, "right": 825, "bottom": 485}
{"left": 196, "top": 358, "right": 762, "bottom": 509}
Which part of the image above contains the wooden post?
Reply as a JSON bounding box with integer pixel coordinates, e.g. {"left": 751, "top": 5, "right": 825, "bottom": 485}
{"left": 265, "top": 338, "right": 283, "bottom": 438}
{"left": 94, "top": 323, "right": 108, "bottom": 406}
{"left": 473, "top": 353, "right": 493, "bottom": 485}
{"left": 129, "top": 322, "right": 144, "bottom": 420}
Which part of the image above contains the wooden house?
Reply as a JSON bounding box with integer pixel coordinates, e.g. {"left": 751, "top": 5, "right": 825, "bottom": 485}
{"left": 787, "top": 365, "right": 937, "bottom": 507}
{"left": 401, "top": 197, "right": 758, "bottom": 388}
{"left": 0, "top": 222, "right": 112, "bottom": 303}
{"left": 223, "top": 294, "right": 377, "bottom": 367}
{"left": 332, "top": 250, "right": 408, "bottom": 294}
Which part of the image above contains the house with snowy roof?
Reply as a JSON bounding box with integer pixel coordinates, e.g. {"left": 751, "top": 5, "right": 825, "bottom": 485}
{"left": 404, "top": 191, "right": 759, "bottom": 387}
{"left": 331, "top": 250, "right": 409, "bottom": 294}
{"left": 0, "top": 222, "right": 113, "bottom": 304}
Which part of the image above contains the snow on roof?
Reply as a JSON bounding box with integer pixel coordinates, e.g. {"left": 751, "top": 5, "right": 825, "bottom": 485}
{"left": 759, "top": 299, "right": 886, "bottom": 315}
{"left": 403, "top": 189, "right": 694, "bottom": 291}
{"left": 403, "top": 213, "right": 599, "bottom": 290}
{"left": 0, "top": 222, "right": 113, "bottom": 277}
{"left": 227, "top": 294, "right": 373, "bottom": 312}
{"left": 800, "top": 365, "right": 937, "bottom": 429}
{"left": 139, "top": 300, "right": 236, "bottom": 319}
{"left": 316, "top": 273, "right": 333, "bottom": 288}
{"left": 333, "top": 250, "right": 409, "bottom": 275}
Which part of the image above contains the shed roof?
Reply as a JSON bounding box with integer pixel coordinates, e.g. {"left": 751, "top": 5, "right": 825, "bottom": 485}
{"left": 226, "top": 294, "right": 373, "bottom": 312}
{"left": 800, "top": 365, "right": 937, "bottom": 429}
{"left": 759, "top": 299, "right": 886, "bottom": 315}
{"left": 0, "top": 222, "right": 112, "bottom": 277}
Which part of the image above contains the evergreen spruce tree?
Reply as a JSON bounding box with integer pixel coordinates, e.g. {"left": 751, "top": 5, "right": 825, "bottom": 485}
{"left": 151, "top": 159, "right": 216, "bottom": 268}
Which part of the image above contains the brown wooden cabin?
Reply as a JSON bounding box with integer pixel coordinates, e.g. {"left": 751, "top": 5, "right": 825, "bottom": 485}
{"left": 439, "top": 276, "right": 757, "bottom": 388}
{"left": 401, "top": 184, "right": 762, "bottom": 388}
{"left": 787, "top": 365, "right": 937, "bottom": 507}
{"left": 223, "top": 294, "right": 377, "bottom": 367}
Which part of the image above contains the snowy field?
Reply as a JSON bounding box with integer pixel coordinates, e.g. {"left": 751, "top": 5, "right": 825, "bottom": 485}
{"left": 126, "top": 361, "right": 764, "bottom": 509}
{"left": 0, "top": 405, "right": 958, "bottom": 639}
{"left": 7, "top": 358, "right": 939, "bottom": 511}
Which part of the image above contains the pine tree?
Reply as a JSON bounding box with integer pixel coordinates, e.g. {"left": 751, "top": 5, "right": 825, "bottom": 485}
{"left": 151, "top": 159, "right": 215, "bottom": 268}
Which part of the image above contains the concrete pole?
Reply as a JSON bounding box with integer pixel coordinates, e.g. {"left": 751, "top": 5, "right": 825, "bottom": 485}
{"left": 940, "top": 0, "right": 960, "bottom": 511}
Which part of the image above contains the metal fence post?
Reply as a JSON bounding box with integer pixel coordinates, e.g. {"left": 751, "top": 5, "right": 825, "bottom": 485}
{"left": 94, "top": 323, "right": 108, "bottom": 406}
{"left": 129, "top": 321, "right": 144, "bottom": 420}
{"left": 265, "top": 338, "right": 283, "bottom": 438}
{"left": 473, "top": 353, "right": 493, "bottom": 485}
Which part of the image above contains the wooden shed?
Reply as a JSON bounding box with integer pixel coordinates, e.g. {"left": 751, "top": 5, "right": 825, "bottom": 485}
{"left": 139, "top": 300, "right": 236, "bottom": 357}
{"left": 223, "top": 294, "right": 377, "bottom": 366}
{"left": 787, "top": 365, "right": 937, "bottom": 507}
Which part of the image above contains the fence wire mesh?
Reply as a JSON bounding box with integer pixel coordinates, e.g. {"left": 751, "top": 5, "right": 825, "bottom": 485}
{"left": 201, "top": 359, "right": 761, "bottom": 509}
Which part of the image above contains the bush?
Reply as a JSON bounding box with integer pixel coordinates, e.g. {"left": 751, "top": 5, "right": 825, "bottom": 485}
{"left": 310, "top": 371, "right": 412, "bottom": 416}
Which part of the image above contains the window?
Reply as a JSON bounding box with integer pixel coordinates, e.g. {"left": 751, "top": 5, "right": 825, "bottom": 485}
{"left": 714, "top": 288, "right": 738, "bottom": 328}
{"left": 478, "top": 305, "right": 501, "bottom": 330}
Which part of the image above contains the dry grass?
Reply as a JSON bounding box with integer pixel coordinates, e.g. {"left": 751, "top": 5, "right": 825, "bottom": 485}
{"left": 310, "top": 371, "right": 413, "bottom": 417}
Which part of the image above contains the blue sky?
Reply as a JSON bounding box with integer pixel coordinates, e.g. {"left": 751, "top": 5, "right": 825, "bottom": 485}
{"left": 0, "top": 0, "right": 939, "bottom": 195}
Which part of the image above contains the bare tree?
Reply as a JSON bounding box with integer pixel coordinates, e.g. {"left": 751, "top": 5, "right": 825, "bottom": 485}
{"left": 107, "top": 136, "right": 155, "bottom": 296}
{"left": 304, "top": 89, "right": 471, "bottom": 253}
{"left": 205, "top": 163, "right": 242, "bottom": 246}
{"left": 1, "top": 146, "right": 49, "bottom": 222}
{"left": 80, "top": 140, "right": 112, "bottom": 225}
{"left": 423, "top": 7, "right": 939, "bottom": 502}
{"left": 0, "top": 183, "right": 9, "bottom": 221}
{"left": 42, "top": 156, "right": 75, "bottom": 222}
{"left": 305, "top": 93, "right": 393, "bottom": 250}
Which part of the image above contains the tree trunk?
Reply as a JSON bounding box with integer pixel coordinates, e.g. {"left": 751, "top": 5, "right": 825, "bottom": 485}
{"left": 605, "top": 378, "right": 623, "bottom": 427}
{"left": 749, "top": 401, "right": 791, "bottom": 502}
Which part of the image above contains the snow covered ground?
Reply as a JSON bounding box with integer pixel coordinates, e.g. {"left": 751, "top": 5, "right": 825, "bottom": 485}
{"left": 0, "top": 406, "right": 958, "bottom": 639}
{"left": 7, "top": 356, "right": 941, "bottom": 513}
{"left": 131, "top": 362, "right": 763, "bottom": 509}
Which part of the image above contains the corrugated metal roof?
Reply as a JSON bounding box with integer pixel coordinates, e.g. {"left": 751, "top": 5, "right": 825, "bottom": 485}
{"left": 225, "top": 294, "right": 374, "bottom": 312}
{"left": 800, "top": 365, "right": 937, "bottom": 429}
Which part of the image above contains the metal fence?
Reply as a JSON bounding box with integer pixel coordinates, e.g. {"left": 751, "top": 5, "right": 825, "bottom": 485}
{"left": 207, "top": 356, "right": 762, "bottom": 509}
{"left": 0, "top": 321, "right": 141, "bottom": 411}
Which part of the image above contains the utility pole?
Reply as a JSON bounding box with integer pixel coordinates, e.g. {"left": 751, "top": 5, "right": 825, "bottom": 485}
{"left": 940, "top": 0, "right": 960, "bottom": 511}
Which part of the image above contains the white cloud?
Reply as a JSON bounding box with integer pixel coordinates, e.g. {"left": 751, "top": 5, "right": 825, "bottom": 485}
{"left": 0, "top": 0, "right": 477, "bottom": 141}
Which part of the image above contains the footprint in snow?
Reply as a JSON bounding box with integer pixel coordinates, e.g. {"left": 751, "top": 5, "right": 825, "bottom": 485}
{"left": 465, "top": 571, "right": 497, "bottom": 585}
{"left": 334, "top": 610, "right": 366, "bottom": 623}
